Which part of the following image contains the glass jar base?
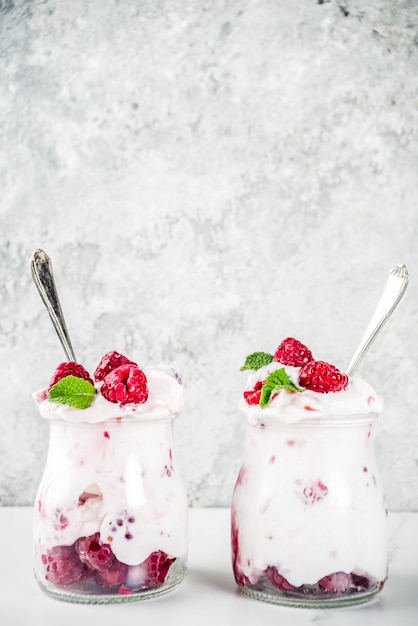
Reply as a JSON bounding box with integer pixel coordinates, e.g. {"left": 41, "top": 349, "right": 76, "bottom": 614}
{"left": 36, "top": 566, "right": 186, "bottom": 604}
{"left": 237, "top": 582, "right": 382, "bottom": 609}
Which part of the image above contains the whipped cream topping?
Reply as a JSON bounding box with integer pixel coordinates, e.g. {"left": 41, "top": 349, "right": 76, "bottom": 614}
{"left": 240, "top": 362, "right": 383, "bottom": 424}
{"left": 34, "top": 364, "right": 183, "bottom": 423}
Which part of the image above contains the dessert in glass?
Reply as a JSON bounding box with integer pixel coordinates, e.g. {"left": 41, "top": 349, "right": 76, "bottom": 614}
{"left": 231, "top": 338, "right": 388, "bottom": 608}
{"left": 33, "top": 352, "right": 188, "bottom": 603}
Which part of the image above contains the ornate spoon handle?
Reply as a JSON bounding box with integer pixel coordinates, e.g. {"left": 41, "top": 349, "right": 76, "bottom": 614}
{"left": 30, "top": 249, "right": 77, "bottom": 362}
{"left": 346, "top": 263, "right": 409, "bottom": 377}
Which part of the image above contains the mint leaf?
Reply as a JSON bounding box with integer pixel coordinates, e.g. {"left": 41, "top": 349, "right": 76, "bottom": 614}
{"left": 260, "top": 368, "right": 303, "bottom": 408}
{"left": 240, "top": 352, "right": 274, "bottom": 371}
{"left": 49, "top": 375, "right": 96, "bottom": 409}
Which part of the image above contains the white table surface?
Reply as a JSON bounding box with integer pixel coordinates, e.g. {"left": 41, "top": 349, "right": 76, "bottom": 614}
{"left": 0, "top": 508, "right": 417, "bottom": 626}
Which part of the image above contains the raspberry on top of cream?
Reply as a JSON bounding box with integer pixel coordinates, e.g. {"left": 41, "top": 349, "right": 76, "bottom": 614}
{"left": 34, "top": 351, "right": 183, "bottom": 423}
{"left": 240, "top": 337, "right": 383, "bottom": 423}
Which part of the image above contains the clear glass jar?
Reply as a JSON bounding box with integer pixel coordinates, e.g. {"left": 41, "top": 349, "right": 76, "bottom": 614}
{"left": 34, "top": 416, "right": 188, "bottom": 603}
{"left": 231, "top": 414, "right": 388, "bottom": 608}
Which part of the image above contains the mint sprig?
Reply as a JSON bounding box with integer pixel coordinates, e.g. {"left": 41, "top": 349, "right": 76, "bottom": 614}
{"left": 49, "top": 375, "right": 96, "bottom": 409}
{"left": 240, "top": 351, "right": 274, "bottom": 372}
{"left": 259, "top": 368, "right": 303, "bottom": 408}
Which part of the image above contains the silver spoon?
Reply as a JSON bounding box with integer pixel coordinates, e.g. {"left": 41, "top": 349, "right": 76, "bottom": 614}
{"left": 30, "top": 249, "right": 77, "bottom": 362}
{"left": 346, "top": 263, "right": 409, "bottom": 377}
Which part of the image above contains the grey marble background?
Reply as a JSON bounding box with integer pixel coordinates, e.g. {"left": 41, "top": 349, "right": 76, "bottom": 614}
{"left": 1, "top": 0, "right": 417, "bottom": 509}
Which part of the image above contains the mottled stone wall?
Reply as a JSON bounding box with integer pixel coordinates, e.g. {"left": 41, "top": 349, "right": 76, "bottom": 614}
{"left": 1, "top": 0, "right": 417, "bottom": 509}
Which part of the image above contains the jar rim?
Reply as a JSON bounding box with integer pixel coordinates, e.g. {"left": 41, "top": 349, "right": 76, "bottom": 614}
{"left": 249, "top": 412, "right": 379, "bottom": 428}
{"left": 47, "top": 413, "right": 180, "bottom": 425}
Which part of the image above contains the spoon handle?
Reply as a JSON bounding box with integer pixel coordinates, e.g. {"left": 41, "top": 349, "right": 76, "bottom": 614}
{"left": 346, "top": 263, "right": 409, "bottom": 377}
{"left": 30, "top": 249, "right": 77, "bottom": 362}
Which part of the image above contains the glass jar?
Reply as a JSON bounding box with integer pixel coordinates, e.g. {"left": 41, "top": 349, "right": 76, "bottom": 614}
{"left": 231, "top": 413, "right": 388, "bottom": 608}
{"left": 34, "top": 416, "right": 188, "bottom": 603}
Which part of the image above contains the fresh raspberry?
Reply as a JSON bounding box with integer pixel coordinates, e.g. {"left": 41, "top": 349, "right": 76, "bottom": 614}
{"left": 243, "top": 381, "right": 263, "bottom": 405}
{"left": 126, "top": 551, "right": 175, "bottom": 589}
{"left": 96, "top": 559, "right": 128, "bottom": 587}
{"left": 267, "top": 567, "right": 296, "bottom": 591}
{"left": 94, "top": 351, "right": 137, "bottom": 382}
{"left": 48, "top": 362, "right": 94, "bottom": 390}
{"left": 75, "top": 533, "right": 114, "bottom": 571}
{"left": 274, "top": 337, "right": 313, "bottom": 367}
{"left": 298, "top": 360, "right": 348, "bottom": 393}
{"left": 351, "top": 573, "right": 373, "bottom": 590}
{"left": 318, "top": 571, "right": 352, "bottom": 593}
{"left": 142, "top": 551, "right": 175, "bottom": 586}
{"left": 101, "top": 364, "right": 149, "bottom": 404}
{"left": 42, "top": 544, "right": 87, "bottom": 586}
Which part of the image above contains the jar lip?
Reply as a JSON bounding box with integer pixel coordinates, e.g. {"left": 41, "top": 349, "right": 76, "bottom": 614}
{"left": 250, "top": 413, "right": 379, "bottom": 427}
{"left": 48, "top": 413, "right": 180, "bottom": 425}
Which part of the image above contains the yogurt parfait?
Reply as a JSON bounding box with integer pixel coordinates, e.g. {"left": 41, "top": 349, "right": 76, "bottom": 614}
{"left": 33, "top": 351, "right": 188, "bottom": 603}
{"left": 231, "top": 338, "right": 388, "bottom": 608}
